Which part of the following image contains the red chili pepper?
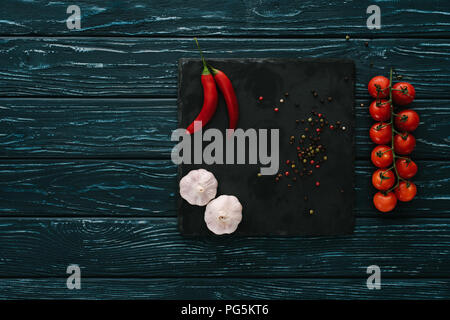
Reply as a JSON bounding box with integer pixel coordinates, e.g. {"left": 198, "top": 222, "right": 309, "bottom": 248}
{"left": 186, "top": 40, "right": 218, "bottom": 134}
{"left": 192, "top": 38, "right": 239, "bottom": 131}
{"left": 210, "top": 66, "right": 239, "bottom": 130}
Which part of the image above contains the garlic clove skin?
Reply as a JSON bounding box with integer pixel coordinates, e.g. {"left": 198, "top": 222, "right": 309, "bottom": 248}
{"left": 204, "top": 195, "right": 242, "bottom": 235}
{"left": 179, "top": 169, "right": 218, "bottom": 206}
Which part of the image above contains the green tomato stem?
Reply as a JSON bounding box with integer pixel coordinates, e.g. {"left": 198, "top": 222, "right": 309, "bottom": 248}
{"left": 386, "top": 67, "right": 401, "bottom": 195}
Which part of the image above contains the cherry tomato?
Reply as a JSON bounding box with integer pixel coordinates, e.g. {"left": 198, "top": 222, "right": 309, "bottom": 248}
{"left": 370, "top": 122, "right": 392, "bottom": 144}
{"left": 392, "top": 82, "right": 415, "bottom": 105}
{"left": 395, "top": 109, "right": 420, "bottom": 132}
{"left": 371, "top": 145, "right": 393, "bottom": 168}
{"left": 395, "top": 158, "right": 418, "bottom": 179}
{"left": 373, "top": 191, "right": 397, "bottom": 212}
{"left": 395, "top": 181, "right": 417, "bottom": 202}
{"left": 368, "top": 76, "right": 390, "bottom": 99}
{"left": 372, "top": 168, "right": 395, "bottom": 191}
{"left": 369, "top": 99, "right": 391, "bottom": 122}
{"left": 394, "top": 132, "right": 416, "bottom": 155}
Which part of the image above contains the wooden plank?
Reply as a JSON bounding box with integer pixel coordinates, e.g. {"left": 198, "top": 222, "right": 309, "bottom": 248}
{"left": 0, "top": 160, "right": 447, "bottom": 217}
{"left": 0, "top": 160, "right": 177, "bottom": 216}
{"left": 0, "top": 38, "right": 449, "bottom": 98}
{"left": 1, "top": 0, "right": 449, "bottom": 37}
{"left": 1, "top": 278, "right": 449, "bottom": 300}
{"left": 0, "top": 99, "right": 177, "bottom": 158}
{"left": 0, "top": 99, "right": 447, "bottom": 159}
{"left": 0, "top": 218, "right": 448, "bottom": 277}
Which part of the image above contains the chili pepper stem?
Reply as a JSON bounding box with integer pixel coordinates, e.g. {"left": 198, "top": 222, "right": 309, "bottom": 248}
{"left": 194, "top": 37, "right": 211, "bottom": 75}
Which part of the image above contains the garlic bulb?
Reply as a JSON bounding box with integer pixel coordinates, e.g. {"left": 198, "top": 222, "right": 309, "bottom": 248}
{"left": 204, "top": 195, "right": 242, "bottom": 235}
{"left": 179, "top": 169, "right": 218, "bottom": 206}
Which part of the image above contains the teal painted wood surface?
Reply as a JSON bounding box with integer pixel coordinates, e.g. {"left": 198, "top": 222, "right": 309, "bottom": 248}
{"left": 1, "top": 0, "right": 449, "bottom": 37}
{"left": 0, "top": 99, "right": 448, "bottom": 159}
{"left": 0, "top": 38, "right": 449, "bottom": 98}
{"left": 0, "top": 218, "right": 449, "bottom": 277}
{"left": 1, "top": 278, "right": 449, "bottom": 300}
{"left": 0, "top": 160, "right": 448, "bottom": 217}
{"left": 0, "top": 0, "right": 449, "bottom": 300}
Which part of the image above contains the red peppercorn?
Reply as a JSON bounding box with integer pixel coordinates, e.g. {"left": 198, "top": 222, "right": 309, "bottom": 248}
{"left": 296, "top": 146, "right": 301, "bottom": 151}
{"left": 316, "top": 128, "right": 321, "bottom": 133}
{"left": 258, "top": 96, "right": 263, "bottom": 101}
{"left": 329, "top": 125, "right": 334, "bottom": 130}
{"left": 310, "top": 160, "right": 315, "bottom": 164}
{"left": 316, "top": 181, "right": 320, "bottom": 187}
{"left": 315, "top": 164, "right": 320, "bottom": 169}
{"left": 274, "top": 107, "right": 279, "bottom": 112}
{"left": 285, "top": 171, "right": 290, "bottom": 177}
{"left": 286, "top": 160, "right": 290, "bottom": 165}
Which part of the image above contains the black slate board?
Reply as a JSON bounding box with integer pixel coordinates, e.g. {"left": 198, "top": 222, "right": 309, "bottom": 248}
{"left": 177, "top": 58, "right": 355, "bottom": 236}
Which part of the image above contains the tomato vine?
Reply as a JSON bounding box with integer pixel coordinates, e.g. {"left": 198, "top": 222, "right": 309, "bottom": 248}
{"left": 369, "top": 68, "right": 418, "bottom": 212}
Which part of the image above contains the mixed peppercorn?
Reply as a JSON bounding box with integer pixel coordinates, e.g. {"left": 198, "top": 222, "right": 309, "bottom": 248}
{"left": 257, "top": 88, "right": 349, "bottom": 215}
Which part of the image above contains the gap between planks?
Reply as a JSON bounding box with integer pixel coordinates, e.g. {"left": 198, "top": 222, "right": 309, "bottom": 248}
{"left": 1, "top": 35, "right": 450, "bottom": 40}
{"left": 0, "top": 275, "right": 449, "bottom": 280}
{"left": 0, "top": 216, "right": 448, "bottom": 221}
{"left": 0, "top": 96, "right": 445, "bottom": 101}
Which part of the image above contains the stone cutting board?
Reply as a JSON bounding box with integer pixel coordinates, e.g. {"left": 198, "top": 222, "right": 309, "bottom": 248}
{"left": 177, "top": 58, "right": 355, "bottom": 236}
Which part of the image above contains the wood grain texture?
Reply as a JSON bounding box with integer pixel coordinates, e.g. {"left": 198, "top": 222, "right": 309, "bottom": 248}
{"left": 0, "top": 99, "right": 448, "bottom": 160}
{"left": 1, "top": 278, "right": 449, "bottom": 300}
{"left": 1, "top": 38, "right": 449, "bottom": 98}
{"left": 0, "top": 218, "right": 449, "bottom": 277}
{"left": 1, "top": 0, "right": 449, "bottom": 300}
{"left": 0, "top": 99, "right": 177, "bottom": 158}
{"left": 1, "top": 0, "right": 450, "bottom": 37}
{"left": 0, "top": 160, "right": 447, "bottom": 217}
{"left": 0, "top": 160, "right": 177, "bottom": 216}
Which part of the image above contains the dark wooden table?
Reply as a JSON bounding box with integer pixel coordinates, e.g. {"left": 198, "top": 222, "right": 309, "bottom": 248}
{"left": 0, "top": 0, "right": 449, "bottom": 299}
